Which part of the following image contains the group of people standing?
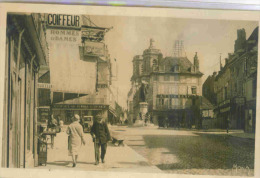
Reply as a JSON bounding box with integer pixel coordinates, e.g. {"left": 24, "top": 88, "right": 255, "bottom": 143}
{"left": 66, "top": 114, "right": 111, "bottom": 167}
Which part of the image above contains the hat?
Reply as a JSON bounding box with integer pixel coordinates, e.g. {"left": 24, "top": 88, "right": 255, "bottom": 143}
{"left": 74, "top": 114, "right": 80, "bottom": 121}
{"left": 96, "top": 114, "right": 102, "bottom": 120}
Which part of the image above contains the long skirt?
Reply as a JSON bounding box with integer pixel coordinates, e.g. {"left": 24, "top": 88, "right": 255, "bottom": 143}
{"left": 68, "top": 136, "right": 81, "bottom": 156}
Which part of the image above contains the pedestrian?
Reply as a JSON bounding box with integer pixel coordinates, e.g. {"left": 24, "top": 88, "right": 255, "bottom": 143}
{"left": 66, "top": 114, "right": 86, "bottom": 167}
{"left": 59, "top": 119, "right": 64, "bottom": 132}
{"left": 226, "top": 117, "right": 230, "bottom": 133}
{"left": 91, "top": 114, "right": 111, "bottom": 165}
{"left": 48, "top": 114, "right": 58, "bottom": 148}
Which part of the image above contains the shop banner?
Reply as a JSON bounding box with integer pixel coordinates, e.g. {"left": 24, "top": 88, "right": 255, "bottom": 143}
{"left": 47, "top": 28, "right": 96, "bottom": 94}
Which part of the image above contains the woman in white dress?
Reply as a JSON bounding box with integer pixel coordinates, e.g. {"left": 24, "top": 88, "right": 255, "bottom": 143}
{"left": 67, "top": 114, "right": 85, "bottom": 167}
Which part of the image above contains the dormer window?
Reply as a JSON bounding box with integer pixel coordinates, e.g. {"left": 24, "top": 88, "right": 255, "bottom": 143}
{"left": 171, "top": 65, "right": 180, "bottom": 72}
{"left": 175, "top": 65, "right": 180, "bottom": 72}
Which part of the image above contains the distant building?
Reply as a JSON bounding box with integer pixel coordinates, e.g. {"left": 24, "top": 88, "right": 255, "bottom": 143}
{"left": 213, "top": 27, "right": 258, "bottom": 132}
{"left": 128, "top": 39, "right": 204, "bottom": 128}
{"left": 203, "top": 72, "right": 217, "bottom": 105}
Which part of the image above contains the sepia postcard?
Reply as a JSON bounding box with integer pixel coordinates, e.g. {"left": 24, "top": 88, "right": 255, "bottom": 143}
{"left": 0, "top": 2, "right": 259, "bottom": 178}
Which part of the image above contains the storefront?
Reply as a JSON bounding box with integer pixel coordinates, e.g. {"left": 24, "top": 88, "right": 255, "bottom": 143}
{"left": 2, "top": 14, "right": 48, "bottom": 168}
{"left": 52, "top": 104, "right": 112, "bottom": 124}
{"left": 245, "top": 100, "right": 256, "bottom": 132}
{"left": 232, "top": 97, "right": 245, "bottom": 130}
{"left": 215, "top": 99, "right": 231, "bottom": 129}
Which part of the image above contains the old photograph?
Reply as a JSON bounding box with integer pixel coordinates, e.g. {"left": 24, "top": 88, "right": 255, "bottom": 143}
{"left": 0, "top": 4, "right": 259, "bottom": 178}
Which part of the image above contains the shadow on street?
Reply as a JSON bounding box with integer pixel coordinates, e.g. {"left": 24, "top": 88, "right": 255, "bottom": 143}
{"left": 141, "top": 134, "right": 255, "bottom": 170}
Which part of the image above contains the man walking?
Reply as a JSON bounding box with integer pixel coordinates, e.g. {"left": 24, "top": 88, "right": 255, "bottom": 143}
{"left": 91, "top": 114, "right": 111, "bottom": 165}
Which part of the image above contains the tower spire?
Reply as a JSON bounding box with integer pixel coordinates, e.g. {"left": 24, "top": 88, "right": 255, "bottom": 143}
{"left": 149, "top": 38, "right": 155, "bottom": 49}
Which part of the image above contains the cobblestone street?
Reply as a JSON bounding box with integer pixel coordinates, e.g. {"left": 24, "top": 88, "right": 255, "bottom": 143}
{"left": 118, "top": 126, "right": 255, "bottom": 176}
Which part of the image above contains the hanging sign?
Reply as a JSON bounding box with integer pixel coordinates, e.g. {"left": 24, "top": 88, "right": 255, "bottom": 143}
{"left": 83, "top": 42, "right": 105, "bottom": 57}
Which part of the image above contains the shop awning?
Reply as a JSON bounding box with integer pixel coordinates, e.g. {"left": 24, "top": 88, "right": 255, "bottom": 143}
{"left": 108, "top": 106, "right": 118, "bottom": 118}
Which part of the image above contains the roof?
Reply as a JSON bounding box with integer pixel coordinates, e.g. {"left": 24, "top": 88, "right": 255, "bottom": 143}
{"left": 159, "top": 56, "right": 203, "bottom": 75}
{"left": 248, "top": 26, "right": 258, "bottom": 42}
{"left": 199, "top": 96, "right": 215, "bottom": 110}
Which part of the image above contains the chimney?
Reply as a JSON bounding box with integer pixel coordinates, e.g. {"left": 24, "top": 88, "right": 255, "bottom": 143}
{"left": 220, "top": 54, "right": 223, "bottom": 70}
{"left": 194, "top": 52, "right": 199, "bottom": 71}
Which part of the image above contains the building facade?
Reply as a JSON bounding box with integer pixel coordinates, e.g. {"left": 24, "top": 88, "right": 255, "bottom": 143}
{"left": 128, "top": 39, "right": 204, "bottom": 128}
{"left": 2, "top": 13, "right": 48, "bottom": 168}
{"left": 202, "top": 72, "right": 217, "bottom": 106}
{"left": 48, "top": 24, "right": 118, "bottom": 124}
{"left": 212, "top": 27, "right": 258, "bottom": 132}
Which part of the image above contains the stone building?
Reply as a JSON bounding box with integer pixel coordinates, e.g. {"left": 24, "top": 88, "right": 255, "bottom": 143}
{"left": 128, "top": 39, "right": 204, "bottom": 127}
{"left": 202, "top": 72, "right": 217, "bottom": 105}
{"left": 2, "top": 13, "right": 48, "bottom": 168}
{"left": 213, "top": 27, "right": 258, "bottom": 132}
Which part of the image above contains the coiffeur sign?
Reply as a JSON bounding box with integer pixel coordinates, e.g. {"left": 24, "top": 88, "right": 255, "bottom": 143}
{"left": 47, "top": 14, "right": 80, "bottom": 27}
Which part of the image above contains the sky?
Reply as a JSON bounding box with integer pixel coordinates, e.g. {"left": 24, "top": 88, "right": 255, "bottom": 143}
{"left": 87, "top": 15, "right": 258, "bottom": 109}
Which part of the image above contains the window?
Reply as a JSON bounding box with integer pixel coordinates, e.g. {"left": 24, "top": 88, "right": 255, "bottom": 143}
{"left": 224, "top": 86, "right": 228, "bottom": 100}
{"left": 242, "top": 83, "right": 245, "bottom": 96}
{"left": 154, "top": 75, "right": 158, "bottom": 81}
{"left": 175, "top": 65, "right": 180, "bottom": 72}
{"left": 191, "top": 87, "right": 197, "bottom": 95}
{"left": 253, "top": 78, "right": 256, "bottom": 98}
{"left": 244, "top": 57, "right": 247, "bottom": 73}
{"left": 159, "top": 98, "right": 164, "bottom": 106}
{"left": 179, "top": 98, "right": 183, "bottom": 106}
{"left": 192, "top": 98, "right": 196, "bottom": 105}
{"left": 164, "top": 75, "right": 170, "bottom": 81}
{"left": 174, "top": 75, "right": 180, "bottom": 81}
{"left": 169, "top": 98, "right": 172, "bottom": 106}
{"left": 153, "top": 59, "right": 157, "bottom": 66}
{"left": 235, "top": 82, "right": 238, "bottom": 92}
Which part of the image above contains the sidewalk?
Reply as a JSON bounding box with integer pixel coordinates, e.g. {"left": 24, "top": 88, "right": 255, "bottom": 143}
{"left": 36, "top": 128, "right": 162, "bottom": 173}
{"left": 110, "top": 125, "right": 255, "bottom": 139}
{"left": 195, "top": 129, "right": 255, "bottom": 139}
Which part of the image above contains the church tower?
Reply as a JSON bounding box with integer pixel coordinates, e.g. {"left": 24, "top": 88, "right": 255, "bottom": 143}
{"left": 142, "top": 38, "right": 162, "bottom": 75}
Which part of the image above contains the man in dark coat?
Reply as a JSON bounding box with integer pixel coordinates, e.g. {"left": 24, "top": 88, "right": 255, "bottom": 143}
{"left": 91, "top": 114, "right": 111, "bottom": 165}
